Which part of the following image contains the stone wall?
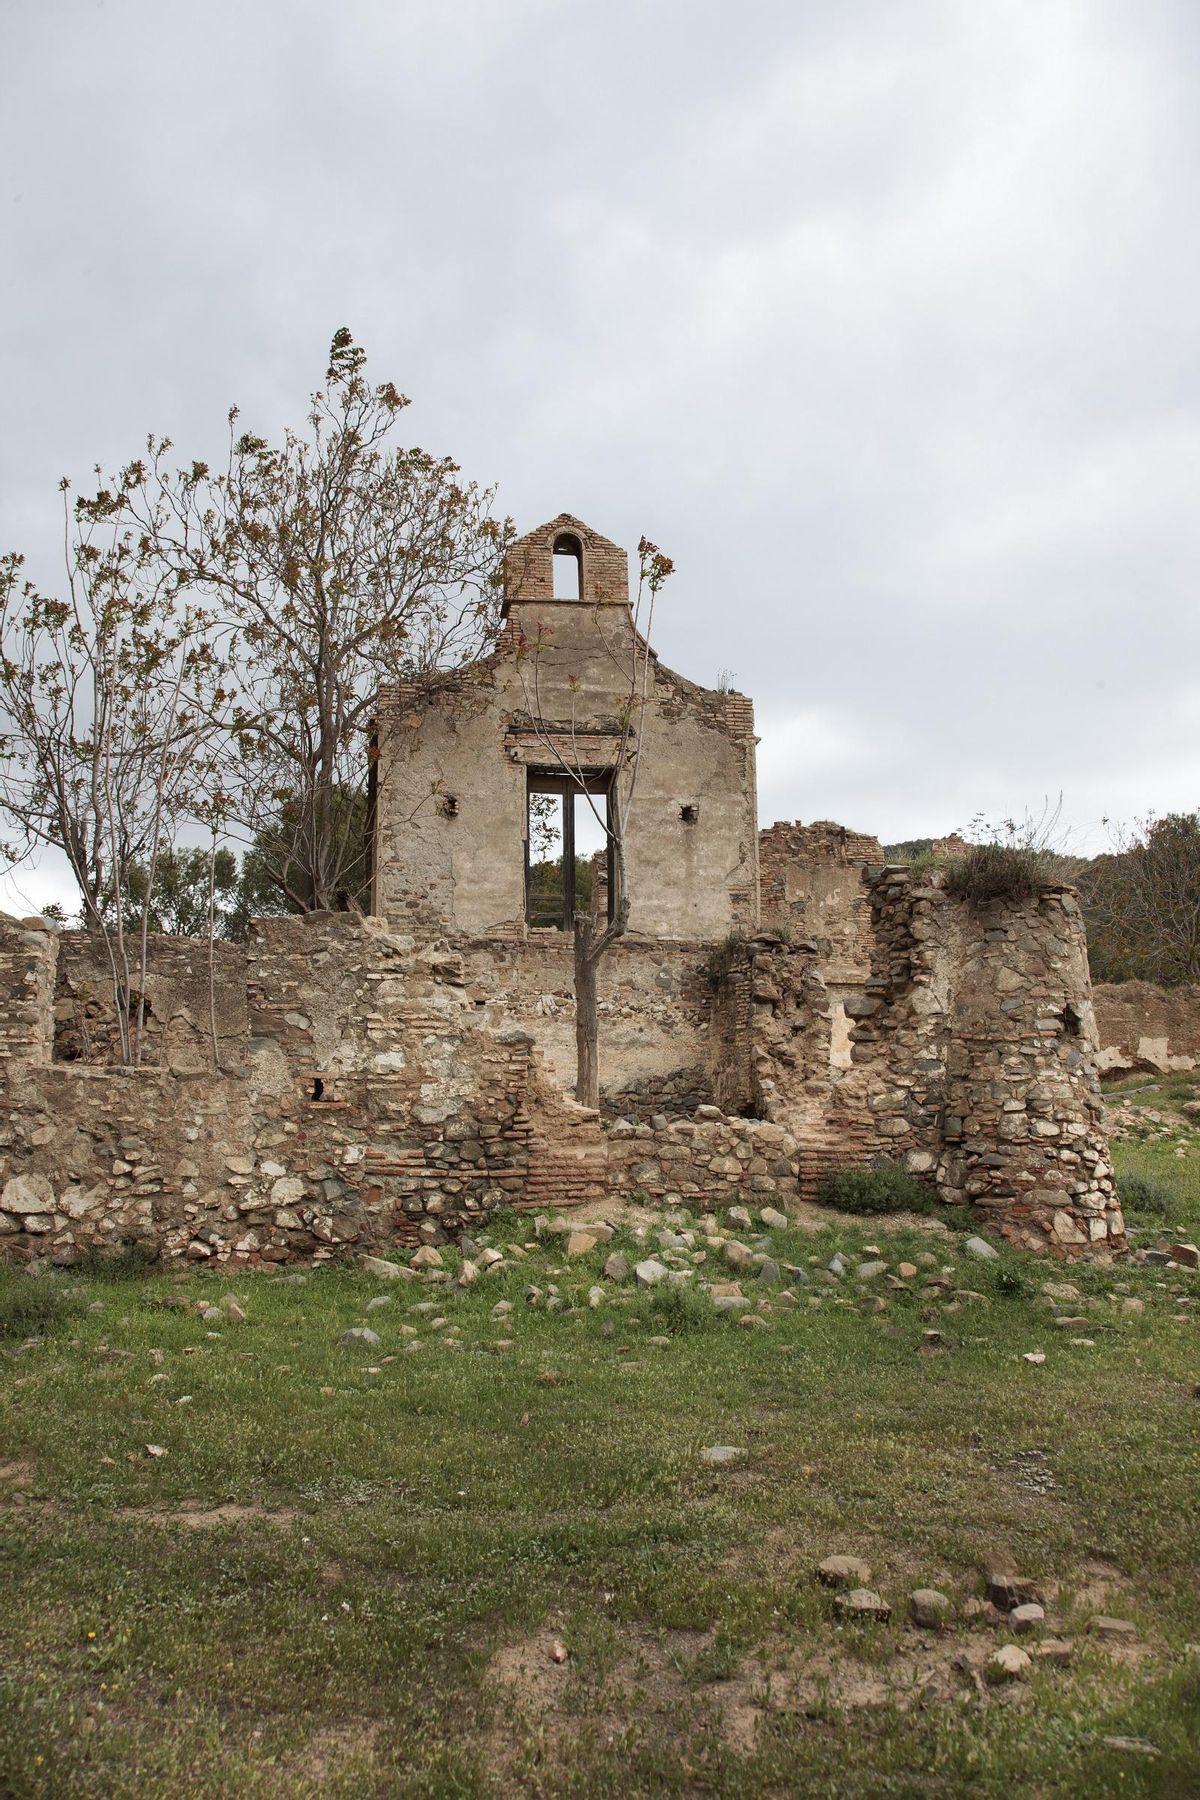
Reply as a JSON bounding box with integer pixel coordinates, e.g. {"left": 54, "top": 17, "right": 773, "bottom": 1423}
{"left": 1092, "top": 981, "right": 1200, "bottom": 1074}
{"left": 843, "top": 870, "right": 1122, "bottom": 1253}
{"left": 758, "top": 820, "right": 883, "bottom": 984}
{"left": 0, "top": 914, "right": 610, "bottom": 1268}
{"left": 0, "top": 862, "right": 1122, "bottom": 1264}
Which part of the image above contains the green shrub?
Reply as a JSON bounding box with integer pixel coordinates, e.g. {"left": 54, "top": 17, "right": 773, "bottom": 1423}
{"left": 1118, "top": 1171, "right": 1175, "bottom": 1221}
{"left": 817, "top": 1161, "right": 937, "bottom": 1216}
{"left": 641, "top": 1282, "right": 713, "bottom": 1335}
{"left": 944, "top": 843, "right": 1048, "bottom": 906}
{"left": 0, "top": 1272, "right": 76, "bottom": 1340}
{"left": 75, "top": 1242, "right": 160, "bottom": 1281}
{"left": 994, "top": 1261, "right": 1034, "bottom": 1299}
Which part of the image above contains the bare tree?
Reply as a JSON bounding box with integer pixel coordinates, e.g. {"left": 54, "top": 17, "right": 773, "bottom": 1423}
{"left": 515, "top": 538, "right": 674, "bottom": 1108}
{"left": 0, "top": 480, "right": 222, "bottom": 1061}
{"left": 1077, "top": 811, "right": 1200, "bottom": 984}
{"left": 115, "top": 329, "right": 513, "bottom": 913}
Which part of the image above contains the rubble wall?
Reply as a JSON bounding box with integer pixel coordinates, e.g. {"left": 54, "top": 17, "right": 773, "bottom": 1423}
{"left": 0, "top": 915, "right": 609, "bottom": 1268}
{"left": 0, "top": 875, "right": 1121, "bottom": 1263}
{"left": 846, "top": 870, "right": 1122, "bottom": 1254}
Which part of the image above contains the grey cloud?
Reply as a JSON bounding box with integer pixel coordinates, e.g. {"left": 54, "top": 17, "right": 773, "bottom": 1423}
{"left": 1, "top": 0, "right": 1197, "bottom": 917}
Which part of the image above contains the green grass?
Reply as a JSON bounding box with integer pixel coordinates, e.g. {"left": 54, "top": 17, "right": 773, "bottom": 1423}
{"left": 2, "top": 1177, "right": 1199, "bottom": 1796}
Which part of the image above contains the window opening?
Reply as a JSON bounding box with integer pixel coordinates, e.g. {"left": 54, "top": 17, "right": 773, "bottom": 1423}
{"left": 552, "top": 532, "right": 583, "bottom": 599}
{"left": 526, "top": 772, "right": 613, "bottom": 928}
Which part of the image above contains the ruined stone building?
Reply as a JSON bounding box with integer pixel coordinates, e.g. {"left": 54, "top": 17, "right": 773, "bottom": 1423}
{"left": 0, "top": 515, "right": 1124, "bottom": 1263}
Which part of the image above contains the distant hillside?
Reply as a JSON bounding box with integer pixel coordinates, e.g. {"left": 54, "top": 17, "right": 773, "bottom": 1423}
{"left": 882, "top": 839, "right": 933, "bottom": 861}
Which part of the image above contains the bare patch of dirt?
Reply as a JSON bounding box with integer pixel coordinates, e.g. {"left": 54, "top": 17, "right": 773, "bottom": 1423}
{"left": 118, "top": 1501, "right": 299, "bottom": 1529}
{"left": 483, "top": 1623, "right": 759, "bottom": 1762}
{"left": 0, "top": 1458, "right": 36, "bottom": 1486}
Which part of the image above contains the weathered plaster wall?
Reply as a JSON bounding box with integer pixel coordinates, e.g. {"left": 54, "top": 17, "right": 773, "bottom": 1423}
{"left": 53, "top": 933, "right": 247, "bottom": 1071}
{"left": 453, "top": 935, "right": 716, "bottom": 1117}
{"left": 373, "top": 516, "right": 759, "bottom": 942}
{"left": 1092, "top": 981, "right": 1200, "bottom": 1074}
{"left": 758, "top": 820, "right": 884, "bottom": 981}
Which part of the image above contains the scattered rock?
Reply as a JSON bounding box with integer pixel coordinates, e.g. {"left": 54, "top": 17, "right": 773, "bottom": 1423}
{"left": 897, "top": 1262, "right": 918, "bottom": 1280}
{"left": 988, "top": 1644, "right": 1031, "bottom": 1681}
{"left": 965, "top": 1237, "right": 1000, "bottom": 1260}
{"left": 1170, "top": 1243, "right": 1199, "bottom": 1269}
{"left": 634, "top": 1259, "right": 668, "bottom": 1287}
{"left": 565, "top": 1232, "right": 597, "bottom": 1258}
{"left": 723, "top": 1241, "right": 754, "bottom": 1272}
{"left": 817, "top": 1555, "right": 872, "bottom": 1588}
{"left": 700, "top": 1445, "right": 744, "bottom": 1467}
{"left": 834, "top": 1588, "right": 891, "bottom": 1622}
{"left": 737, "top": 1312, "right": 768, "bottom": 1328}
{"left": 759, "top": 1207, "right": 788, "bottom": 1230}
{"left": 338, "top": 1328, "right": 380, "bottom": 1348}
{"left": 0, "top": 1174, "right": 54, "bottom": 1216}
{"left": 1022, "top": 1351, "right": 1046, "bottom": 1365}
{"left": 548, "top": 1640, "right": 569, "bottom": 1665}
{"left": 1042, "top": 1281, "right": 1082, "bottom": 1302}
{"left": 1035, "top": 1638, "right": 1074, "bottom": 1665}
{"left": 1121, "top": 1298, "right": 1144, "bottom": 1316}
{"left": 359, "top": 1254, "right": 415, "bottom": 1281}
{"left": 857, "top": 1260, "right": 886, "bottom": 1279}
{"left": 1090, "top": 1616, "right": 1138, "bottom": 1641}
{"left": 411, "top": 1246, "right": 443, "bottom": 1270}
{"left": 365, "top": 1296, "right": 392, "bottom": 1312}
{"left": 1100, "top": 1737, "right": 1160, "bottom": 1757}
{"left": 987, "top": 1573, "right": 1043, "bottom": 1611}
{"left": 1010, "top": 1603, "right": 1045, "bottom": 1634}
{"left": 909, "top": 1588, "right": 953, "bottom": 1630}
{"left": 603, "top": 1251, "right": 629, "bottom": 1282}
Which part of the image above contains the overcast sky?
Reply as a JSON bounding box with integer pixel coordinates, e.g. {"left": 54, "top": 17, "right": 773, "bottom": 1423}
{"left": 2, "top": 0, "right": 1198, "bottom": 913}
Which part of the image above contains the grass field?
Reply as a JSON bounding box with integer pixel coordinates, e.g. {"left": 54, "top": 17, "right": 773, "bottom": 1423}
{"left": 2, "top": 1091, "right": 1199, "bottom": 1797}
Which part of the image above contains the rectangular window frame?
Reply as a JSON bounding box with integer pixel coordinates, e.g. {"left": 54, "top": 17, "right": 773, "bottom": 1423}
{"left": 525, "top": 770, "right": 613, "bottom": 930}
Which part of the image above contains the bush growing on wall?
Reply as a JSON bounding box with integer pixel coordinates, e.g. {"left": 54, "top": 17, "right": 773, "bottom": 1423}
{"left": 944, "top": 843, "right": 1050, "bottom": 906}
